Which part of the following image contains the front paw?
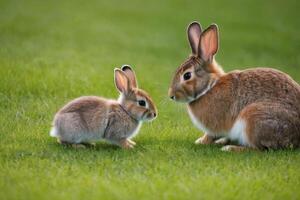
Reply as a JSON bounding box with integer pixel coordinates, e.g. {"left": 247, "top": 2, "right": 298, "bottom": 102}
{"left": 214, "top": 137, "right": 230, "bottom": 145}
{"left": 119, "top": 139, "right": 134, "bottom": 149}
{"left": 195, "top": 134, "right": 214, "bottom": 145}
{"left": 127, "top": 139, "right": 136, "bottom": 146}
{"left": 221, "top": 145, "right": 248, "bottom": 152}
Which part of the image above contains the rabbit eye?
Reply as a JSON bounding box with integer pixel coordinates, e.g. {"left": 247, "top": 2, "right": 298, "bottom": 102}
{"left": 183, "top": 72, "right": 192, "bottom": 80}
{"left": 138, "top": 100, "right": 146, "bottom": 107}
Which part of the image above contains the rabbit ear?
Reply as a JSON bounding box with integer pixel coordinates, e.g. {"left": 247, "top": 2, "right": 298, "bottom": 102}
{"left": 121, "top": 65, "right": 138, "bottom": 88}
{"left": 199, "top": 24, "right": 219, "bottom": 62}
{"left": 114, "top": 69, "right": 131, "bottom": 93}
{"left": 187, "top": 22, "right": 202, "bottom": 55}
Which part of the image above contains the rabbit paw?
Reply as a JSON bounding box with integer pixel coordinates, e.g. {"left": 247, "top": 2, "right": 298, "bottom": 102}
{"left": 221, "top": 145, "right": 248, "bottom": 152}
{"left": 119, "top": 139, "right": 134, "bottom": 149}
{"left": 214, "top": 137, "right": 230, "bottom": 145}
{"left": 127, "top": 139, "right": 136, "bottom": 146}
{"left": 195, "top": 134, "right": 214, "bottom": 145}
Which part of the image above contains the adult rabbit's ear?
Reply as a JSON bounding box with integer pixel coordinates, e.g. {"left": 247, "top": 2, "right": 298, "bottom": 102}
{"left": 199, "top": 24, "right": 219, "bottom": 63}
{"left": 187, "top": 21, "right": 202, "bottom": 55}
{"left": 121, "top": 65, "right": 138, "bottom": 88}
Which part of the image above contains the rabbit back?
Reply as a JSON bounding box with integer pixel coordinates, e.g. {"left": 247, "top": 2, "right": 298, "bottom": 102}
{"left": 51, "top": 96, "right": 110, "bottom": 143}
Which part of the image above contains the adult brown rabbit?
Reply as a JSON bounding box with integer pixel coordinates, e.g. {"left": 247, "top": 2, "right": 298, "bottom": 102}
{"left": 168, "top": 21, "right": 300, "bottom": 151}
{"left": 50, "top": 65, "right": 157, "bottom": 149}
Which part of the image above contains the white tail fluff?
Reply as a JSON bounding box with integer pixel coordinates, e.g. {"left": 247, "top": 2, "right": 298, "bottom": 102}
{"left": 50, "top": 127, "right": 58, "bottom": 137}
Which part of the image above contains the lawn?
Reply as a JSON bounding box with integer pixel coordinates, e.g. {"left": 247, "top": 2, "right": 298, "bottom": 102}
{"left": 1, "top": 0, "right": 300, "bottom": 199}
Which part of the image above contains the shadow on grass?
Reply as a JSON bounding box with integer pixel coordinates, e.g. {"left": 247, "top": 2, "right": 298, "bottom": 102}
{"left": 46, "top": 137, "right": 300, "bottom": 157}
{"left": 5, "top": 136, "right": 296, "bottom": 164}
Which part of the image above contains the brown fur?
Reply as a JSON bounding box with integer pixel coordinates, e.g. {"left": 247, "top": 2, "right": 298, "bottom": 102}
{"left": 169, "top": 22, "right": 300, "bottom": 150}
{"left": 188, "top": 70, "right": 237, "bottom": 133}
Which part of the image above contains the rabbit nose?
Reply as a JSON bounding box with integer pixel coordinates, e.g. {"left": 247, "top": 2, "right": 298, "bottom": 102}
{"left": 168, "top": 88, "right": 175, "bottom": 99}
{"left": 153, "top": 113, "right": 156, "bottom": 117}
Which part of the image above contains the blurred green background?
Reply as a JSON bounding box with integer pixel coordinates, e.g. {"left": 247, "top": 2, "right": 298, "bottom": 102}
{"left": 0, "top": 0, "right": 300, "bottom": 199}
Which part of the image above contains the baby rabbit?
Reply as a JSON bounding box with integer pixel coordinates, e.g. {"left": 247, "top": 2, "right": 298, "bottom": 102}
{"left": 168, "top": 21, "right": 300, "bottom": 151}
{"left": 50, "top": 65, "right": 157, "bottom": 149}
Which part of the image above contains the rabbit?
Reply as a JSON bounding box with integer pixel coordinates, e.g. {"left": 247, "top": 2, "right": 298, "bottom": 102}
{"left": 168, "top": 21, "right": 300, "bottom": 151}
{"left": 50, "top": 65, "right": 157, "bottom": 149}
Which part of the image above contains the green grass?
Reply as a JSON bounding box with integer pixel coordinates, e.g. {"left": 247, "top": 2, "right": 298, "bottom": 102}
{"left": 1, "top": 0, "right": 300, "bottom": 199}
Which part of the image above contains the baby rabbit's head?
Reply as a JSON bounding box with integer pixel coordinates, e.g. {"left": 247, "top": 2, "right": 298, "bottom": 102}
{"left": 115, "top": 65, "right": 157, "bottom": 121}
{"left": 168, "top": 22, "right": 224, "bottom": 103}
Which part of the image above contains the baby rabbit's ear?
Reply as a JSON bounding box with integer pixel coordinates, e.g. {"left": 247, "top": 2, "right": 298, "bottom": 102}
{"left": 199, "top": 24, "right": 219, "bottom": 63}
{"left": 121, "top": 65, "right": 138, "bottom": 88}
{"left": 187, "top": 21, "right": 202, "bottom": 55}
{"left": 114, "top": 69, "right": 131, "bottom": 93}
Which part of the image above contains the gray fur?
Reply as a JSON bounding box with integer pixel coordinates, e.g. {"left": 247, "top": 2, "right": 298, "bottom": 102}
{"left": 50, "top": 66, "right": 157, "bottom": 148}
